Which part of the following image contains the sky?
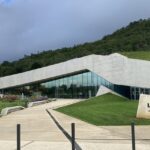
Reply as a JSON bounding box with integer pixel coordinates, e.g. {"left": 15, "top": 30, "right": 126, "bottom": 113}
{"left": 0, "top": 0, "right": 150, "bottom": 62}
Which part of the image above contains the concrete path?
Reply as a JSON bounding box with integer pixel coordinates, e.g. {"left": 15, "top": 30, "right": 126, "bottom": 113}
{"left": 49, "top": 109, "right": 150, "bottom": 150}
{"left": 0, "top": 99, "right": 80, "bottom": 150}
{"left": 0, "top": 99, "right": 150, "bottom": 150}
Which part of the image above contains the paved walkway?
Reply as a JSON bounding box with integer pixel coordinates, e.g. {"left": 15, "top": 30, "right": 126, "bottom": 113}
{"left": 0, "top": 100, "right": 80, "bottom": 150}
{"left": 49, "top": 109, "right": 150, "bottom": 150}
{"left": 0, "top": 99, "right": 150, "bottom": 150}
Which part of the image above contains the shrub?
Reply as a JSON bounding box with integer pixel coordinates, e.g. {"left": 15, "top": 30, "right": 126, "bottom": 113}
{"left": 3, "top": 95, "right": 18, "bottom": 102}
{"left": 30, "top": 96, "right": 48, "bottom": 102}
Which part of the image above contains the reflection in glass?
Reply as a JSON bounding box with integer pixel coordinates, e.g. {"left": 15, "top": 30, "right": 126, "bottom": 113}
{"left": 3, "top": 70, "right": 149, "bottom": 100}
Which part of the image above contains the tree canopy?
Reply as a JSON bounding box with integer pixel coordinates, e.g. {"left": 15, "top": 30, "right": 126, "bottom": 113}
{"left": 0, "top": 19, "right": 150, "bottom": 77}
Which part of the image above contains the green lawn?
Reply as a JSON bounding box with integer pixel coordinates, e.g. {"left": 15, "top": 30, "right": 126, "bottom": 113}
{"left": 0, "top": 100, "right": 26, "bottom": 112}
{"left": 121, "top": 51, "right": 150, "bottom": 61}
{"left": 56, "top": 93, "right": 150, "bottom": 126}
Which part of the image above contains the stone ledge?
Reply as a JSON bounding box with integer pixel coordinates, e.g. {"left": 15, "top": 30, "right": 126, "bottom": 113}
{"left": 1, "top": 106, "right": 25, "bottom": 116}
{"left": 28, "top": 100, "right": 49, "bottom": 107}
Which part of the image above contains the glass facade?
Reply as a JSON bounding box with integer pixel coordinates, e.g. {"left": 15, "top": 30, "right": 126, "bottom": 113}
{"left": 1, "top": 71, "right": 110, "bottom": 99}
{"left": 1, "top": 70, "right": 150, "bottom": 100}
{"left": 130, "top": 87, "right": 150, "bottom": 100}
{"left": 40, "top": 71, "right": 101, "bottom": 98}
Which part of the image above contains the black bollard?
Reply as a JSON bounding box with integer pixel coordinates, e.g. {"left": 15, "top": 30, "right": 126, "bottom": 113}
{"left": 71, "top": 123, "right": 75, "bottom": 150}
{"left": 17, "top": 124, "right": 21, "bottom": 150}
{"left": 131, "top": 122, "right": 136, "bottom": 150}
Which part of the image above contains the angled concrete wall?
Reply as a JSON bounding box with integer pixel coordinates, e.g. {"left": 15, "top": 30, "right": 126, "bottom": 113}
{"left": 1, "top": 53, "right": 150, "bottom": 89}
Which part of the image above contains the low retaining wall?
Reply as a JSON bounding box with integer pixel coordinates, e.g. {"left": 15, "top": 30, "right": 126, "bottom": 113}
{"left": 28, "top": 100, "right": 49, "bottom": 107}
{"left": 1, "top": 106, "right": 25, "bottom": 116}
{"left": 28, "top": 99, "right": 57, "bottom": 107}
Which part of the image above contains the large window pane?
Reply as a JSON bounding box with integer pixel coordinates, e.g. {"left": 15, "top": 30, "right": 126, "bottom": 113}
{"left": 72, "top": 75, "right": 78, "bottom": 98}
{"left": 87, "top": 72, "right": 92, "bottom": 97}
{"left": 82, "top": 72, "right": 88, "bottom": 98}
{"left": 77, "top": 74, "right": 83, "bottom": 98}
{"left": 67, "top": 76, "right": 73, "bottom": 98}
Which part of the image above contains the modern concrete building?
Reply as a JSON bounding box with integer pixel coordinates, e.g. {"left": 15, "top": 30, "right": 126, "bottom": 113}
{"left": 0, "top": 53, "right": 150, "bottom": 100}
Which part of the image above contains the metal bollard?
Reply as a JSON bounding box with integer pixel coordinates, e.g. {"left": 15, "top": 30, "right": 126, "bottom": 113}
{"left": 17, "top": 124, "right": 21, "bottom": 150}
{"left": 131, "top": 122, "right": 136, "bottom": 150}
{"left": 71, "top": 123, "right": 75, "bottom": 150}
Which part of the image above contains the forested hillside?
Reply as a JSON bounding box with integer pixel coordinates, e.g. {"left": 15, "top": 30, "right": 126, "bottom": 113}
{"left": 0, "top": 19, "right": 150, "bottom": 77}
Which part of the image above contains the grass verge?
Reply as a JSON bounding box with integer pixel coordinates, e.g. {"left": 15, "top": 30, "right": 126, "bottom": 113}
{"left": 121, "top": 51, "right": 150, "bottom": 61}
{"left": 0, "top": 100, "right": 26, "bottom": 112}
{"left": 56, "top": 93, "right": 150, "bottom": 126}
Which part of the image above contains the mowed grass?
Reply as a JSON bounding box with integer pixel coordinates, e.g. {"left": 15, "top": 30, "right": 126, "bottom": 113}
{"left": 121, "top": 51, "right": 150, "bottom": 61}
{"left": 0, "top": 100, "right": 26, "bottom": 112}
{"left": 56, "top": 93, "right": 150, "bottom": 126}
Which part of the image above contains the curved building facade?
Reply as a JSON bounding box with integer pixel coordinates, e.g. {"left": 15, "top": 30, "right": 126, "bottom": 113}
{"left": 1, "top": 53, "right": 150, "bottom": 100}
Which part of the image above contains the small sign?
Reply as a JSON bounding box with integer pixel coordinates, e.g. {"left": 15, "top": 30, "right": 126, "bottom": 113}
{"left": 136, "top": 94, "right": 150, "bottom": 119}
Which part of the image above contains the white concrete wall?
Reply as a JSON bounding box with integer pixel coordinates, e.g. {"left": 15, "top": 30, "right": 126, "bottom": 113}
{"left": 96, "top": 85, "right": 112, "bottom": 96}
{"left": 1, "top": 53, "right": 150, "bottom": 89}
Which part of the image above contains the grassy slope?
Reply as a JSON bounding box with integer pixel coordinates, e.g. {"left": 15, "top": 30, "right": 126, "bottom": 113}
{"left": 121, "top": 51, "right": 150, "bottom": 61}
{"left": 0, "top": 100, "right": 26, "bottom": 112}
{"left": 56, "top": 93, "right": 150, "bottom": 126}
